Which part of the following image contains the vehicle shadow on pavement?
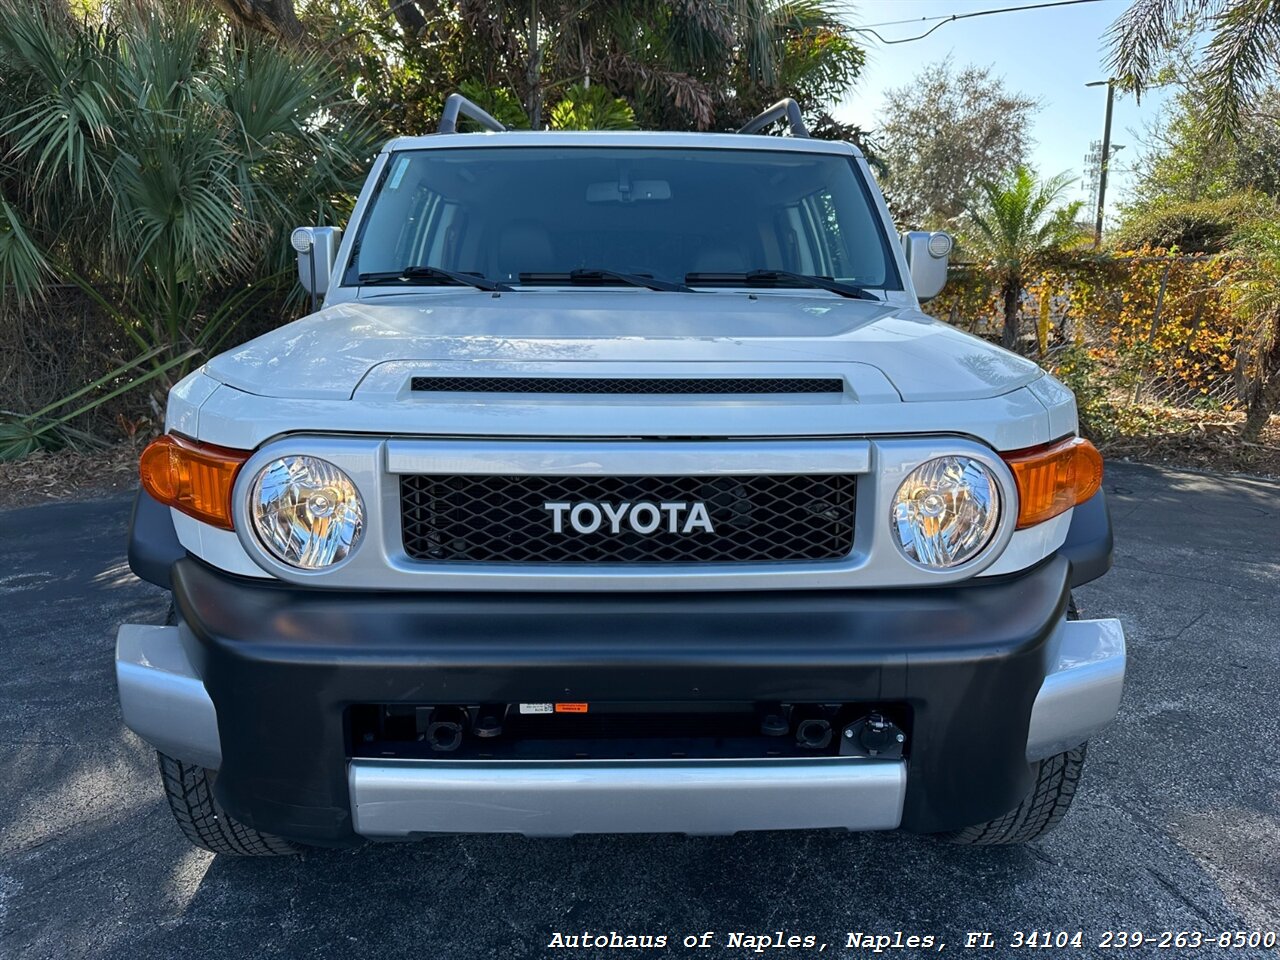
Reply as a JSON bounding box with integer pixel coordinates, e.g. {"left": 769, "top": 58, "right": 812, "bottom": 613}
{"left": 168, "top": 828, "right": 1074, "bottom": 958}
{"left": 86, "top": 791, "right": 1250, "bottom": 960}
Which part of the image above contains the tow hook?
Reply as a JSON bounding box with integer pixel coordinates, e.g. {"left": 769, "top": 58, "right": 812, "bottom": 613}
{"left": 426, "top": 707, "right": 467, "bottom": 752}
{"left": 472, "top": 707, "right": 504, "bottom": 738}
{"left": 795, "top": 718, "right": 833, "bottom": 749}
{"left": 760, "top": 711, "right": 789, "bottom": 737}
{"left": 840, "top": 713, "right": 905, "bottom": 759}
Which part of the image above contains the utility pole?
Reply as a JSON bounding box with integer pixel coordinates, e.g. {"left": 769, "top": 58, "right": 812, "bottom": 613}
{"left": 1087, "top": 79, "right": 1115, "bottom": 249}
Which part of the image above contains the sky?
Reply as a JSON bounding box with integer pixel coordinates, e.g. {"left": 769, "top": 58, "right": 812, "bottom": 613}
{"left": 835, "top": 0, "right": 1173, "bottom": 217}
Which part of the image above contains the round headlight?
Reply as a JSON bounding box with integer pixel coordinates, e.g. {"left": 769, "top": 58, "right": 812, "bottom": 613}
{"left": 891, "top": 456, "right": 1000, "bottom": 569}
{"left": 250, "top": 456, "right": 364, "bottom": 569}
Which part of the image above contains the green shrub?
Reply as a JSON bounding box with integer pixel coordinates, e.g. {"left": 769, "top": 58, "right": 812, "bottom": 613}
{"left": 549, "top": 84, "right": 637, "bottom": 131}
{"left": 455, "top": 81, "right": 531, "bottom": 130}
{"left": 1049, "top": 343, "right": 1111, "bottom": 439}
{"left": 1113, "top": 193, "right": 1277, "bottom": 254}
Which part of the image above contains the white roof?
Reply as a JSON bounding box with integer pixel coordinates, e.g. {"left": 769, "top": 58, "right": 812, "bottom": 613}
{"left": 381, "top": 129, "right": 863, "bottom": 158}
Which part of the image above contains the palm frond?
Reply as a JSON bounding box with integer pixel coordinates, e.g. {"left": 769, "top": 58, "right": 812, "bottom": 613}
{"left": 0, "top": 0, "right": 376, "bottom": 360}
{"left": 1107, "top": 0, "right": 1280, "bottom": 140}
{"left": 0, "top": 5, "right": 116, "bottom": 197}
{"left": 1105, "top": 0, "right": 1198, "bottom": 90}
{"left": 1198, "top": 0, "right": 1280, "bottom": 139}
{"left": 964, "top": 166, "right": 1084, "bottom": 274}
{"left": 0, "top": 345, "right": 198, "bottom": 461}
{"left": 0, "top": 199, "right": 52, "bottom": 305}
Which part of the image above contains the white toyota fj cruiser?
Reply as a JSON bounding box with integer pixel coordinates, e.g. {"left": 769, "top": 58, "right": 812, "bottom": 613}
{"left": 116, "top": 95, "right": 1125, "bottom": 855}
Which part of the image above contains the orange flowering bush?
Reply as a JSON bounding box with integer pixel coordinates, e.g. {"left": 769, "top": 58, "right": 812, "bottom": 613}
{"left": 925, "top": 265, "right": 999, "bottom": 337}
{"left": 926, "top": 249, "right": 1246, "bottom": 411}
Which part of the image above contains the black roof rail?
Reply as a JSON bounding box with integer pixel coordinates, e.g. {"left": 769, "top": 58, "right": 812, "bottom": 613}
{"left": 737, "top": 98, "right": 810, "bottom": 138}
{"left": 438, "top": 93, "right": 507, "bottom": 135}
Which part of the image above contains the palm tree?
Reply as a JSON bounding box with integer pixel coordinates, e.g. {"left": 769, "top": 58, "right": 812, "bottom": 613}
{"left": 0, "top": 1, "right": 377, "bottom": 352}
{"left": 405, "top": 0, "right": 864, "bottom": 129}
{"left": 1222, "top": 219, "right": 1280, "bottom": 440}
{"left": 1106, "top": 0, "right": 1280, "bottom": 140}
{"left": 964, "top": 166, "right": 1085, "bottom": 353}
{"left": 210, "top": 2, "right": 867, "bottom": 141}
{"left": 0, "top": 1, "right": 379, "bottom": 458}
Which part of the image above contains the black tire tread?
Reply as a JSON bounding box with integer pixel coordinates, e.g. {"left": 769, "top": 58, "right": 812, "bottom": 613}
{"left": 944, "top": 744, "right": 1087, "bottom": 845}
{"left": 157, "top": 752, "right": 299, "bottom": 856}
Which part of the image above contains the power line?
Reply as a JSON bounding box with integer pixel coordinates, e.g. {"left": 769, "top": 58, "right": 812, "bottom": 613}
{"left": 852, "top": 0, "right": 1111, "bottom": 45}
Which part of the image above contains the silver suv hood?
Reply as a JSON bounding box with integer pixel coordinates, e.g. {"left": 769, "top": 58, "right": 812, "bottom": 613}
{"left": 204, "top": 290, "right": 1041, "bottom": 402}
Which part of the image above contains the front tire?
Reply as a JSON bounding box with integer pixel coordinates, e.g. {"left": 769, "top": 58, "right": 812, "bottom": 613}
{"left": 942, "top": 744, "right": 1087, "bottom": 845}
{"left": 157, "top": 752, "right": 300, "bottom": 856}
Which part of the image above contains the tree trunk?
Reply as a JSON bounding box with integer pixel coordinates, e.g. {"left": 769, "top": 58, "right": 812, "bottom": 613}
{"left": 1242, "top": 317, "right": 1280, "bottom": 442}
{"left": 526, "top": 0, "right": 542, "bottom": 128}
{"left": 1000, "top": 275, "right": 1021, "bottom": 352}
{"left": 211, "top": 0, "right": 305, "bottom": 43}
{"left": 1242, "top": 375, "right": 1279, "bottom": 441}
{"left": 386, "top": 0, "right": 427, "bottom": 37}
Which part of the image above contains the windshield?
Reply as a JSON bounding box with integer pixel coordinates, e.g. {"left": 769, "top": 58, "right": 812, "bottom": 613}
{"left": 345, "top": 146, "right": 902, "bottom": 290}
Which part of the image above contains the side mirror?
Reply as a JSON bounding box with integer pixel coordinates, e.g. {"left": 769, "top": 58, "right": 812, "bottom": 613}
{"left": 901, "top": 231, "right": 953, "bottom": 302}
{"left": 291, "top": 226, "right": 343, "bottom": 308}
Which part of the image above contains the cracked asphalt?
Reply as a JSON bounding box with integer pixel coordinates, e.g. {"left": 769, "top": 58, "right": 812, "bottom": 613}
{"left": 0, "top": 462, "right": 1277, "bottom": 959}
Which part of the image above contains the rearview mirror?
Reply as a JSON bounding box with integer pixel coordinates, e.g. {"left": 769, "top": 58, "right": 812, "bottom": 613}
{"left": 291, "top": 226, "right": 343, "bottom": 308}
{"left": 901, "top": 231, "right": 953, "bottom": 302}
{"left": 586, "top": 180, "right": 671, "bottom": 203}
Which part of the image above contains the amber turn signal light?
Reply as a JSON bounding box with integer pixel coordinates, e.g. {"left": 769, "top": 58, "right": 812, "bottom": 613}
{"left": 139, "top": 434, "right": 250, "bottom": 530}
{"left": 1002, "top": 436, "right": 1103, "bottom": 529}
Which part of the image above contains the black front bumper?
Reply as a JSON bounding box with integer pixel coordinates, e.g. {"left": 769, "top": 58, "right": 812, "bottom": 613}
{"left": 172, "top": 551, "right": 1076, "bottom": 845}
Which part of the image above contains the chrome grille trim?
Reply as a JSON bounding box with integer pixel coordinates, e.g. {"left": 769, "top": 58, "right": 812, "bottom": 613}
{"left": 385, "top": 440, "right": 872, "bottom": 477}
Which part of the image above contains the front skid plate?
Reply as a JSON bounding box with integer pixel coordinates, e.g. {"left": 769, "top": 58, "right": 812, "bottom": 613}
{"left": 349, "top": 757, "right": 907, "bottom": 837}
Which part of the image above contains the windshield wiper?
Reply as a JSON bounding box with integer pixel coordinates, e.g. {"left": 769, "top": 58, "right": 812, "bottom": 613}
{"left": 359, "top": 265, "right": 511, "bottom": 292}
{"left": 519, "top": 268, "right": 694, "bottom": 293}
{"left": 685, "top": 270, "right": 880, "bottom": 301}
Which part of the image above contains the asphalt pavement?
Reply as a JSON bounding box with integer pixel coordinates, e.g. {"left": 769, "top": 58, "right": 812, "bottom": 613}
{"left": 0, "top": 462, "right": 1277, "bottom": 959}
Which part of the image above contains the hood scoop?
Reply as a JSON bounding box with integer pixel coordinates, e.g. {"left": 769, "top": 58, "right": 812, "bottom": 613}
{"left": 409, "top": 376, "right": 846, "bottom": 395}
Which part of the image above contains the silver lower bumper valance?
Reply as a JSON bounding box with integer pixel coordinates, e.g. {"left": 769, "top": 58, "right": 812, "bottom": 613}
{"left": 349, "top": 757, "right": 907, "bottom": 838}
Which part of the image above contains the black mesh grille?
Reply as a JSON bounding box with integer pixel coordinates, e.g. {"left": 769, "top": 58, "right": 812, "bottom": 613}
{"left": 400, "top": 474, "right": 856, "bottom": 563}
{"left": 410, "top": 376, "right": 843, "bottom": 395}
